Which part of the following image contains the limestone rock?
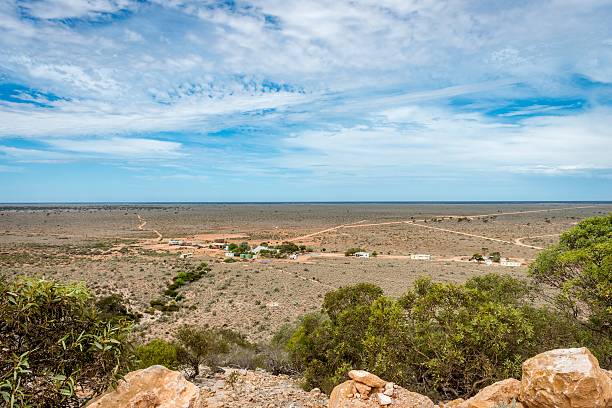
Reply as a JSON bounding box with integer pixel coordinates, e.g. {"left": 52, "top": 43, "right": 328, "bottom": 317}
{"left": 392, "top": 388, "right": 435, "bottom": 408}
{"left": 329, "top": 374, "right": 434, "bottom": 408}
{"left": 520, "top": 347, "right": 612, "bottom": 408}
{"left": 329, "top": 380, "right": 356, "bottom": 408}
{"left": 348, "top": 370, "right": 387, "bottom": 388}
{"left": 376, "top": 393, "right": 392, "bottom": 405}
{"left": 457, "top": 379, "right": 522, "bottom": 408}
{"left": 439, "top": 398, "right": 464, "bottom": 408}
{"left": 355, "top": 382, "right": 372, "bottom": 398}
{"left": 87, "top": 365, "right": 201, "bottom": 408}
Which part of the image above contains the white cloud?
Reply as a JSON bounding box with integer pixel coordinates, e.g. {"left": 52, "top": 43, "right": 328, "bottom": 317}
{"left": 19, "top": 0, "right": 138, "bottom": 20}
{"left": 46, "top": 137, "right": 183, "bottom": 158}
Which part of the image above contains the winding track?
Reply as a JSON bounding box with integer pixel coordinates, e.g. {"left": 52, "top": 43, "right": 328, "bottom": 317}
{"left": 287, "top": 206, "right": 592, "bottom": 250}
{"left": 137, "top": 214, "right": 163, "bottom": 241}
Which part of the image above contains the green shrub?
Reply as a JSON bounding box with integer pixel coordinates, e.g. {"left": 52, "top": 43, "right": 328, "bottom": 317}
{"left": 96, "top": 293, "right": 141, "bottom": 322}
{"left": 344, "top": 247, "right": 366, "bottom": 257}
{"left": 529, "top": 214, "right": 611, "bottom": 363}
{"left": 175, "top": 326, "right": 231, "bottom": 378}
{"left": 284, "top": 275, "right": 597, "bottom": 399}
{"left": 135, "top": 339, "right": 178, "bottom": 370}
{"left": 0, "top": 277, "right": 133, "bottom": 407}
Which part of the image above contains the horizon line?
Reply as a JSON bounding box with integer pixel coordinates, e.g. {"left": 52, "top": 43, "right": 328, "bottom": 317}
{"left": 1, "top": 200, "right": 612, "bottom": 206}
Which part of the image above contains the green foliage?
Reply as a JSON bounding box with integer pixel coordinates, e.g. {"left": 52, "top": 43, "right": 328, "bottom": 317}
{"left": 0, "top": 278, "right": 133, "bottom": 407}
{"left": 284, "top": 275, "right": 598, "bottom": 399}
{"left": 529, "top": 213, "right": 611, "bottom": 364}
{"left": 96, "top": 293, "right": 140, "bottom": 322}
{"left": 151, "top": 262, "right": 211, "bottom": 312}
{"left": 134, "top": 339, "right": 178, "bottom": 370}
{"left": 175, "top": 326, "right": 231, "bottom": 378}
{"left": 344, "top": 247, "right": 367, "bottom": 257}
{"left": 470, "top": 253, "right": 484, "bottom": 262}
{"left": 490, "top": 252, "right": 501, "bottom": 263}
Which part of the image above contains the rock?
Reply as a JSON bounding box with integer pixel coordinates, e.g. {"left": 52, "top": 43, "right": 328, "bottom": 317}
{"left": 520, "top": 347, "right": 612, "bottom": 408}
{"left": 329, "top": 380, "right": 356, "bottom": 408}
{"left": 348, "top": 370, "right": 387, "bottom": 388}
{"left": 328, "top": 376, "right": 434, "bottom": 408}
{"left": 354, "top": 382, "right": 372, "bottom": 398}
{"left": 439, "top": 399, "right": 464, "bottom": 408}
{"left": 392, "top": 388, "right": 435, "bottom": 408}
{"left": 377, "top": 393, "right": 392, "bottom": 405}
{"left": 456, "top": 379, "right": 522, "bottom": 408}
{"left": 86, "top": 365, "right": 201, "bottom": 408}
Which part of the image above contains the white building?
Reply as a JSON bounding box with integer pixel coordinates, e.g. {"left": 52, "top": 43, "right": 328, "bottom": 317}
{"left": 288, "top": 253, "right": 298, "bottom": 260}
{"left": 252, "top": 245, "right": 270, "bottom": 254}
{"left": 224, "top": 252, "right": 235, "bottom": 258}
{"left": 410, "top": 254, "right": 432, "bottom": 260}
{"left": 168, "top": 239, "right": 183, "bottom": 246}
{"left": 179, "top": 252, "right": 193, "bottom": 259}
{"left": 354, "top": 252, "right": 370, "bottom": 258}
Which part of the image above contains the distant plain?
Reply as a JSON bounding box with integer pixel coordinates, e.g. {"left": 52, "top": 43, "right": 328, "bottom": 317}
{"left": 2, "top": 203, "right": 610, "bottom": 341}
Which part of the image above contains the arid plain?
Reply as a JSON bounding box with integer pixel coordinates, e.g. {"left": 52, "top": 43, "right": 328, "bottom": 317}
{"left": 1, "top": 203, "right": 610, "bottom": 342}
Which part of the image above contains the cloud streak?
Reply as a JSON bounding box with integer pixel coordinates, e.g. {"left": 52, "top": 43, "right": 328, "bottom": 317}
{"left": 1, "top": 0, "right": 611, "bottom": 200}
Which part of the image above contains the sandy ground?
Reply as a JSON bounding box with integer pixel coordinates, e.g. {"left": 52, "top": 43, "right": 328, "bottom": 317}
{"left": 1, "top": 203, "right": 610, "bottom": 342}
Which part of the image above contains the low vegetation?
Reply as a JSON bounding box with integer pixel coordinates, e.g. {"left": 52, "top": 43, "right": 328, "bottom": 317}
{"left": 0, "top": 278, "right": 133, "bottom": 407}
{"left": 280, "top": 215, "right": 611, "bottom": 399}
{"left": 344, "top": 247, "right": 367, "bottom": 256}
{"left": 1, "top": 214, "right": 609, "bottom": 406}
{"left": 150, "top": 262, "right": 211, "bottom": 312}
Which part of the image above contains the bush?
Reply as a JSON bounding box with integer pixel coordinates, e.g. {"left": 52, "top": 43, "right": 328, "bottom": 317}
{"left": 284, "top": 275, "right": 596, "bottom": 399}
{"left": 175, "top": 326, "right": 231, "bottom": 378}
{"left": 96, "top": 293, "right": 140, "bottom": 322}
{"left": 344, "top": 247, "right": 366, "bottom": 257}
{"left": 529, "top": 214, "right": 611, "bottom": 365}
{"left": 134, "top": 339, "right": 178, "bottom": 370}
{"left": 0, "top": 278, "right": 133, "bottom": 407}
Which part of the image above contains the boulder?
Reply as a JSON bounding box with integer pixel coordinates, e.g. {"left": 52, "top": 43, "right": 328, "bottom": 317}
{"left": 349, "top": 370, "right": 387, "bottom": 388}
{"left": 329, "top": 372, "right": 434, "bottom": 408}
{"left": 439, "top": 399, "right": 464, "bottom": 408}
{"left": 329, "top": 380, "right": 357, "bottom": 408}
{"left": 520, "top": 347, "right": 612, "bottom": 408}
{"left": 87, "top": 365, "right": 201, "bottom": 408}
{"left": 392, "top": 388, "right": 436, "bottom": 408}
{"left": 456, "top": 379, "right": 522, "bottom": 408}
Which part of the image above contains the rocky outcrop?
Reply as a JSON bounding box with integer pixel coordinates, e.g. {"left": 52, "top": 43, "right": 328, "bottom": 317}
{"left": 519, "top": 347, "right": 612, "bottom": 408}
{"left": 456, "top": 379, "right": 522, "bottom": 408}
{"left": 87, "top": 347, "right": 612, "bottom": 408}
{"left": 328, "top": 372, "right": 434, "bottom": 408}
{"left": 87, "top": 365, "right": 201, "bottom": 408}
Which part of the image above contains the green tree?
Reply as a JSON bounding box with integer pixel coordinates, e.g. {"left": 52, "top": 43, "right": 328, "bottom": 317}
{"left": 529, "top": 214, "right": 611, "bottom": 363}
{"left": 175, "top": 326, "right": 230, "bottom": 378}
{"left": 0, "top": 278, "right": 133, "bottom": 407}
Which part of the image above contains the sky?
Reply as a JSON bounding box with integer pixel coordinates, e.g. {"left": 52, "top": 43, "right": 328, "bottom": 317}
{"left": 1, "top": 0, "right": 612, "bottom": 202}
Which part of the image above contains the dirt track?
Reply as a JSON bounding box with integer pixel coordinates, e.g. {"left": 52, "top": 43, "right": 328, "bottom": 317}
{"left": 287, "top": 206, "right": 591, "bottom": 250}
{"left": 137, "top": 214, "right": 163, "bottom": 241}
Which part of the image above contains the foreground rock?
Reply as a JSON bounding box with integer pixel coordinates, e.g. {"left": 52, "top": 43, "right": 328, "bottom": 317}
{"left": 87, "top": 365, "right": 201, "bottom": 408}
{"left": 456, "top": 378, "right": 522, "bottom": 408}
{"left": 329, "top": 372, "right": 434, "bottom": 408}
{"left": 520, "top": 347, "right": 612, "bottom": 408}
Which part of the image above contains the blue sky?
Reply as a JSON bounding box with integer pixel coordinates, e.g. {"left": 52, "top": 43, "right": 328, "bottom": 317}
{"left": 1, "top": 0, "right": 612, "bottom": 202}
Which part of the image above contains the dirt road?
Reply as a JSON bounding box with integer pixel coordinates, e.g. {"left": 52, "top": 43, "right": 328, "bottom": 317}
{"left": 404, "top": 221, "right": 544, "bottom": 249}
{"left": 136, "top": 214, "right": 163, "bottom": 242}
{"left": 287, "top": 206, "right": 589, "bottom": 247}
